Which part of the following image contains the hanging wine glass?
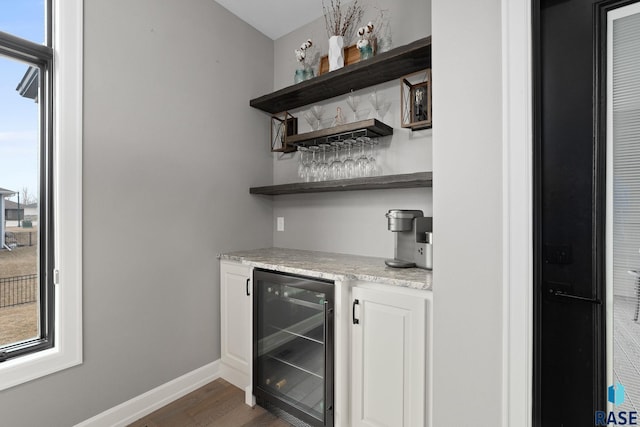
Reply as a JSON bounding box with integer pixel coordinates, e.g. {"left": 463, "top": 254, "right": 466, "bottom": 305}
{"left": 330, "top": 141, "right": 344, "bottom": 180}
{"left": 342, "top": 139, "right": 356, "bottom": 179}
{"left": 366, "top": 138, "right": 381, "bottom": 176}
{"left": 318, "top": 143, "right": 331, "bottom": 181}
{"left": 297, "top": 146, "right": 309, "bottom": 179}
{"left": 308, "top": 146, "right": 320, "bottom": 181}
{"left": 355, "top": 137, "right": 370, "bottom": 177}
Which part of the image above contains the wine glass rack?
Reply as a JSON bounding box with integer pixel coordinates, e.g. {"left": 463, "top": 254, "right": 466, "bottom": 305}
{"left": 287, "top": 119, "right": 392, "bottom": 147}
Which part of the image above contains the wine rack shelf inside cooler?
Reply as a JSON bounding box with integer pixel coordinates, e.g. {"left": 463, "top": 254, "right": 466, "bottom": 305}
{"left": 269, "top": 321, "right": 324, "bottom": 345}
{"left": 261, "top": 350, "right": 325, "bottom": 419}
{"left": 259, "top": 309, "right": 325, "bottom": 354}
{"left": 265, "top": 330, "right": 325, "bottom": 379}
{"left": 266, "top": 286, "right": 326, "bottom": 310}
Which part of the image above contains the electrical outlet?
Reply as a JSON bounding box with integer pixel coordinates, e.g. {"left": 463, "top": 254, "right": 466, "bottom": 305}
{"left": 277, "top": 217, "right": 285, "bottom": 231}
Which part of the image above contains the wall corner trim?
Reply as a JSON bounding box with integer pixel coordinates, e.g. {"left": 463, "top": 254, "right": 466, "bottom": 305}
{"left": 74, "top": 360, "right": 221, "bottom": 427}
{"left": 501, "top": 0, "right": 533, "bottom": 425}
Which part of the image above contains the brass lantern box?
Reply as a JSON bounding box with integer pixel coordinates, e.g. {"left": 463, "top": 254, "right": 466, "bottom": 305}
{"left": 401, "top": 69, "right": 432, "bottom": 131}
{"left": 270, "top": 112, "right": 298, "bottom": 153}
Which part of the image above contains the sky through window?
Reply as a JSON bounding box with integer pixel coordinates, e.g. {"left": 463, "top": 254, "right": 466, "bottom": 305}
{"left": 0, "top": 1, "right": 45, "bottom": 201}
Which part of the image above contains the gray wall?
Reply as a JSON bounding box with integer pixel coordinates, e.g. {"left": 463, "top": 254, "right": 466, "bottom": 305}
{"left": 0, "top": 1, "right": 508, "bottom": 425}
{"left": 0, "top": 1, "right": 274, "bottom": 426}
{"left": 432, "top": 0, "right": 504, "bottom": 424}
{"left": 271, "top": 0, "right": 432, "bottom": 259}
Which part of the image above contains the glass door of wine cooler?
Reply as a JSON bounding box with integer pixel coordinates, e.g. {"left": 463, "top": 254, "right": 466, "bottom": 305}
{"left": 253, "top": 269, "right": 334, "bottom": 427}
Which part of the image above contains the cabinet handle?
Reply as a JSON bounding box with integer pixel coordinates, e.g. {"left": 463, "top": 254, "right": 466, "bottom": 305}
{"left": 352, "top": 299, "right": 359, "bottom": 324}
{"left": 246, "top": 278, "right": 250, "bottom": 296}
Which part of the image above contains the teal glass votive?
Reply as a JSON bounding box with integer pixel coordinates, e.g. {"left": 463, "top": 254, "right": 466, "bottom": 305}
{"left": 294, "top": 69, "right": 305, "bottom": 84}
{"left": 359, "top": 45, "right": 374, "bottom": 60}
{"left": 303, "top": 68, "right": 315, "bottom": 81}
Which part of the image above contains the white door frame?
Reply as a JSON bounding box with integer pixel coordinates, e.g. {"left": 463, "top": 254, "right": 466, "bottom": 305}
{"left": 606, "top": 0, "right": 640, "bottom": 411}
{"left": 502, "top": 0, "right": 533, "bottom": 425}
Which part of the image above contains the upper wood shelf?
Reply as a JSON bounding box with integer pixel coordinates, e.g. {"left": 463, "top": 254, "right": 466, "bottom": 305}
{"left": 250, "top": 37, "right": 431, "bottom": 114}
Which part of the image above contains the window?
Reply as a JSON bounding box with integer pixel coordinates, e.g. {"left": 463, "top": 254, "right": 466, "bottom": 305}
{"left": 0, "top": 1, "right": 54, "bottom": 363}
{"left": 0, "top": 0, "right": 82, "bottom": 390}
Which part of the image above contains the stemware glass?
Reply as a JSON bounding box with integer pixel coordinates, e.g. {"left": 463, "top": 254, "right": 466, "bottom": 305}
{"left": 342, "top": 139, "right": 356, "bottom": 179}
{"left": 346, "top": 92, "right": 360, "bottom": 122}
{"left": 355, "top": 137, "right": 370, "bottom": 177}
{"left": 297, "top": 146, "right": 309, "bottom": 179}
{"left": 304, "top": 111, "right": 319, "bottom": 131}
{"left": 369, "top": 92, "right": 391, "bottom": 120}
{"left": 318, "top": 143, "right": 331, "bottom": 181}
{"left": 310, "top": 105, "right": 324, "bottom": 130}
{"left": 329, "top": 141, "right": 344, "bottom": 180}
{"left": 365, "top": 138, "right": 381, "bottom": 176}
{"left": 308, "top": 146, "right": 320, "bottom": 181}
{"left": 377, "top": 101, "right": 391, "bottom": 120}
{"left": 369, "top": 91, "right": 383, "bottom": 118}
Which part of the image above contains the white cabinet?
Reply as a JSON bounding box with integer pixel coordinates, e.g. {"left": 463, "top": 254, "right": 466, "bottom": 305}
{"left": 218, "top": 260, "right": 432, "bottom": 421}
{"left": 220, "top": 260, "right": 253, "bottom": 399}
{"left": 351, "top": 283, "right": 431, "bottom": 427}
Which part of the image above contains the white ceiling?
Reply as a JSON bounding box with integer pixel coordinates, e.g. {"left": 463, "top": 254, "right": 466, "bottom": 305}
{"left": 214, "top": 0, "right": 324, "bottom": 40}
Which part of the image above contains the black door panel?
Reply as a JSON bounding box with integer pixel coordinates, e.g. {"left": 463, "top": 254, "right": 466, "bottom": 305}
{"left": 534, "top": 0, "right": 606, "bottom": 425}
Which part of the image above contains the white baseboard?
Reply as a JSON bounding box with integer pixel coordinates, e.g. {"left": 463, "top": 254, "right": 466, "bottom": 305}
{"left": 74, "top": 360, "right": 221, "bottom": 427}
{"left": 220, "top": 363, "right": 249, "bottom": 391}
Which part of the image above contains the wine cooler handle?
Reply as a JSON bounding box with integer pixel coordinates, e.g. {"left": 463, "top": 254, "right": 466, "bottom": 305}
{"left": 324, "top": 301, "right": 329, "bottom": 356}
{"left": 246, "top": 278, "right": 250, "bottom": 296}
{"left": 352, "top": 299, "right": 360, "bottom": 324}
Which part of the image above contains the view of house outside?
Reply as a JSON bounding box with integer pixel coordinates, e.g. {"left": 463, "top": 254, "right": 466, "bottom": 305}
{"left": 0, "top": 1, "right": 44, "bottom": 348}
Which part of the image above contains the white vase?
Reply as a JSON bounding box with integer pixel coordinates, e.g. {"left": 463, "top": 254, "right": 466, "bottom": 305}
{"left": 328, "top": 35, "right": 344, "bottom": 71}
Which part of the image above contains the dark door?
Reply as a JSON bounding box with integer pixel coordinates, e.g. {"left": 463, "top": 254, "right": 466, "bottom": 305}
{"left": 533, "top": 0, "right": 607, "bottom": 425}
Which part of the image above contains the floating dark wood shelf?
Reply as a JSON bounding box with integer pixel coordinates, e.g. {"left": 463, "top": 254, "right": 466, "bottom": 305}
{"left": 250, "top": 172, "right": 432, "bottom": 196}
{"left": 288, "top": 119, "right": 393, "bottom": 146}
{"left": 250, "top": 37, "right": 431, "bottom": 114}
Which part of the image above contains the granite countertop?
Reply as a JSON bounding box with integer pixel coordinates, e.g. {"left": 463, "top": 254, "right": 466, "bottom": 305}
{"left": 218, "top": 247, "right": 432, "bottom": 291}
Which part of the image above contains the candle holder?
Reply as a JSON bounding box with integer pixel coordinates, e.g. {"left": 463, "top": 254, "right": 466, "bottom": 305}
{"left": 400, "top": 69, "right": 432, "bottom": 131}
{"left": 270, "top": 112, "right": 297, "bottom": 153}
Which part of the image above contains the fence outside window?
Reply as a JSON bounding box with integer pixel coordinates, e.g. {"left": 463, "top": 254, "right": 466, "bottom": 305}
{"left": 4, "top": 231, "right": 36, "bottom": 248}
{"left": 0, "top": 274, "right": 38, "bottom": 308}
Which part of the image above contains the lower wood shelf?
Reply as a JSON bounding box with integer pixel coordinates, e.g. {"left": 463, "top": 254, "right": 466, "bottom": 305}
{"left": 249, "top": 172, "right": 432, "bottom": 196}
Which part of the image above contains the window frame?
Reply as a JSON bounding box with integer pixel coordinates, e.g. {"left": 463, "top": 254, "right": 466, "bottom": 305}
{"left": 0, "top": 22, "right": 55, "bottom": 365}
{"left": 0, "top": 0, "right": 82, "bottom": 390}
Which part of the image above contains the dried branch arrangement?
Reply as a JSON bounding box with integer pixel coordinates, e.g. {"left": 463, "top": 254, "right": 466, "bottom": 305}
{"left": 322, "top": 0, "right": 364, "bottom": 38}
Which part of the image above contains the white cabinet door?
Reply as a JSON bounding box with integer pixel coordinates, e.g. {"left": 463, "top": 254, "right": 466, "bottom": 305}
{"left": 351, "top": 285, "right": 429, "bottom": 427}
{"left": 220, "top": 261, "right": 252, "bottom": 390}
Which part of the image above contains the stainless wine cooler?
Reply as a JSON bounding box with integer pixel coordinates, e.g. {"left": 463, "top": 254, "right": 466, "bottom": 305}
{"left": 253, "top": 269, "right": 334, "bottom": 427}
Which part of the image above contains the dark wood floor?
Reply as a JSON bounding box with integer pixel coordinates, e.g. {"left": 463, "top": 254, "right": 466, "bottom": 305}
{"left": 128, "top": 378, "right": 291, "bottom": 427}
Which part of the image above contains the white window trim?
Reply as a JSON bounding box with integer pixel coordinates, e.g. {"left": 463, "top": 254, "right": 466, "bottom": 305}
{"left": 0, "top": 0, "right": 83, "bottom": 391}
